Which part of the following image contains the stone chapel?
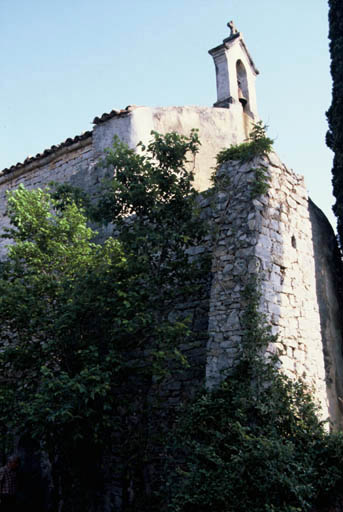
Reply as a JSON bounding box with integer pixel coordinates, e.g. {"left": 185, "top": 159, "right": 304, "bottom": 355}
{"left": 1, "top": 22, "right": 342, "bottom": 427}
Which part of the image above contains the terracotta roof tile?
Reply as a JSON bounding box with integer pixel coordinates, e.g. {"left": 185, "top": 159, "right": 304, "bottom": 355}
{"left": 92, "top": 105, "right": 138, "bottom": 125}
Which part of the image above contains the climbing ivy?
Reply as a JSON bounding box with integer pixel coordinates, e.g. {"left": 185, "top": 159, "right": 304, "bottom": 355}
{"left": 161, "top": 279, "right": 343, "bottom": 512}
{"left": 250, "top": 166, "right": 270, "bottom": 198}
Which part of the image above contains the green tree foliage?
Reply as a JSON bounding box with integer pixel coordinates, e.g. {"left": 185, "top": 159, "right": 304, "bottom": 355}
{"left": 0, "top": 131, "right": 208, "bottom": 511}
{"left": 94, "top": 129, "right": 208, "bottom": 317}
{"left": 162, "top": 281, "right": 343, "bottom": 512}
{"left": 327, "top": 0, "right": 343, "bottom": 247}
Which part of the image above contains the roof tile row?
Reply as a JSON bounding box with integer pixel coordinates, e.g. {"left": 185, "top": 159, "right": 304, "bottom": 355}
{"left": 92, "top": 105, "right": 137, "bottom": 125}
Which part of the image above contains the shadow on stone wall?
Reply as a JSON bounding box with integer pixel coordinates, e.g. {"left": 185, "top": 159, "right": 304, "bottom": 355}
{"left": 309, "top": 198, "right": 343, "bottom": 429}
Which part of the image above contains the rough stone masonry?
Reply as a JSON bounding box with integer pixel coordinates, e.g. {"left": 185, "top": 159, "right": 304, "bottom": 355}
{"left": 206, "top": 151, "right": 343, "bottom": 428}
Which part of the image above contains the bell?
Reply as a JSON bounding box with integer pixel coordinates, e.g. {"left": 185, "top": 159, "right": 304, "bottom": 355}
{"left": 238, "top": 86, "right": 247, "bottom": 107}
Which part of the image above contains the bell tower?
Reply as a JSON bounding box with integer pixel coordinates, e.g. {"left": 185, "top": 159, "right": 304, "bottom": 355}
{"left": 208, "top": 21, "right": 259, "bottom": 121}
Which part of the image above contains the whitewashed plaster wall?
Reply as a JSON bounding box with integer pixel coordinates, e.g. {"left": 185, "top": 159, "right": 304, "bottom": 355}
{"left": 95, "top": 106, "right": 250, "bottom": 191}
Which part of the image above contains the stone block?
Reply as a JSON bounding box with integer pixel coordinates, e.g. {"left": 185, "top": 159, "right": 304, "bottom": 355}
{"left": 225, "top": 309, "right": 241, "bottom": 330}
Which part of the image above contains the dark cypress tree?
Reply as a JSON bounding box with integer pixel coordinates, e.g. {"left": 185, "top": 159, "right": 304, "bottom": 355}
{"left": 327, "top": 0, "right": 343, "bottom": 247}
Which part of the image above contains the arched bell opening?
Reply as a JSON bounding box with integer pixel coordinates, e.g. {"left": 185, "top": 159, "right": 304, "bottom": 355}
{"left": 236, "top": 60, "right": 249, "bottom": 111}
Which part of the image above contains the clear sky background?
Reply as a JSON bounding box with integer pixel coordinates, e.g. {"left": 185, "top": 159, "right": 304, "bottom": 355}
{"left": 0, "top": 1, "right": 335, "bottom": 228}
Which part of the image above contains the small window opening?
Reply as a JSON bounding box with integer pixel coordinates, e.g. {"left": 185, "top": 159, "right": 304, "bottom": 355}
{"left": 236, "top": 60, "right": 249, "bottom": 111}
{"left": 291, "top": 235, "right": 297, "bottom": 249}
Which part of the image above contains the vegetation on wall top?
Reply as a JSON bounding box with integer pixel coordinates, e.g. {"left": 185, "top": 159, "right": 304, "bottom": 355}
{"left": 216, "top": 121, "right": 273, "bottom": 167}
{"left": 214, "top": 122, "right": 273, "bottom": 199}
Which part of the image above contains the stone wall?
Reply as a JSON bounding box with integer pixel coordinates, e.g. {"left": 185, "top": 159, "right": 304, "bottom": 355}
{"left": 206, "top": 152, "right": 343, "bottom": 428}
{"left": 0, "top": 107, "right": 342, "bottom": 428}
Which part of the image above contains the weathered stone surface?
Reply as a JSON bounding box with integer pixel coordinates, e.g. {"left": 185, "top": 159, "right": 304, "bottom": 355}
{"left": 206, "top": 152, "right": 343, "bottom": 428}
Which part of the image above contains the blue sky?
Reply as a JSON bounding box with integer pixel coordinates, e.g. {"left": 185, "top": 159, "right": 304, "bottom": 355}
{"left": 1, "top": 0, "right": 335, "bottom": 228}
